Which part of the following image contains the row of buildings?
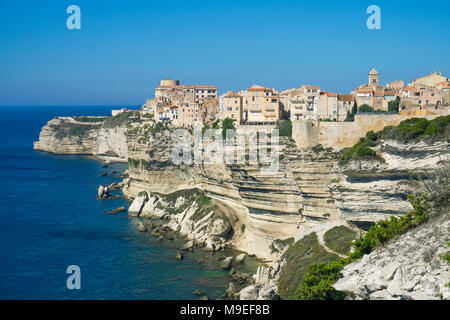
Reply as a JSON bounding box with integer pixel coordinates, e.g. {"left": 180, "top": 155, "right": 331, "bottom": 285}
{"left": 142, "top": 69, "right": 449, "bottom": 129}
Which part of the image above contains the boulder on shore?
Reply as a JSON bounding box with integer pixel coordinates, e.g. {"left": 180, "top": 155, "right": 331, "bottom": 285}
{"left": 137, "top": 222, "right": 147, "bottom": 232}
{"left": 128, "top": 192, "right": 148, "bottom": 216}
{"left": 182, "top": 240, "right": 194, "bottom": 251}
{"left": 239, "top": 285, "right": 260, "bottom": 300}
{"left": 226, "top": 282, "right": 237, "bottom": 298}
{"left": 220, "top": 257, "right": 233, "bottom": 270}
{"left": 235, "top": 253, "right": 246, "bottom": 264}
{"left": 96, "top": 185, "right": 111, "bottom": 200}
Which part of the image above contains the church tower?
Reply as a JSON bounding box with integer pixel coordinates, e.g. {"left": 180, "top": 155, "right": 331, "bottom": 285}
{"left": 369, "top": 68, "right": 379, "bottom": 87}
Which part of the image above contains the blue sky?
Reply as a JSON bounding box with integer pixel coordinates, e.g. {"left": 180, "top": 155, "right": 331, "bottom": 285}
{"left": 0, "top": 0, "right": 449, "bottom": 105}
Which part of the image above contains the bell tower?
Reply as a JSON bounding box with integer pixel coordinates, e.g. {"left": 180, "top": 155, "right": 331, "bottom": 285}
{"left": 369, "top": 68, "right": 379, "bottom": 87}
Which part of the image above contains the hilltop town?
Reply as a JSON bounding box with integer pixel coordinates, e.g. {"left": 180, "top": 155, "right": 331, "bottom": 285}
{"left": 119, "top": 69, "right": 450, "bottom": 130}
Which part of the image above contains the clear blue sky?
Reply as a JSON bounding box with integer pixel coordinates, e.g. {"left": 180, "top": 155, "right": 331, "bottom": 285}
{"left": 0, "top": 0, "right": 449, "bottom": 105}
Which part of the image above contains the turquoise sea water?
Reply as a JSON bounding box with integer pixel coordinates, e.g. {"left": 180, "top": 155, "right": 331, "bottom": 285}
{"left": 0, "top": 106, "right": 245, "bottom": 300}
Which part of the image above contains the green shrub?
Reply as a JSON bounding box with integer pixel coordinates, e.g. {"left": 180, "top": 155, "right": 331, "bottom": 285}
{"left": 222, "top": 118, "right": 236, "bottom": 139}
{"left": 323, "top": 226, "right": 357, "bottom": 256}
{"left": 196, "top": 194, "right": 211, "bottom": 206}
{"left": 388, "top": 99, "right": 400, "bottom": 113}
{"left": 276, "top": 120, "right": 292, "bottom": 137}
{"left": 138, "top": 191, "right": 148, "bottom": 197}
{"left": 357, "top": 104, "right": 374, "bottom": 113}
{"left": 297, "top": 259, "right": 349, "bottom": 300}
{"left": 241, "top": 224, "right": 246, "bottom": 233}
{"left": 344, "top": 111, "right": 355, "bottom": 122}
{"left": 73, "top": 116, "right": 106, "bottom": 123}
{"left": 277, "top": 233, "right": 339, "bottom": 300}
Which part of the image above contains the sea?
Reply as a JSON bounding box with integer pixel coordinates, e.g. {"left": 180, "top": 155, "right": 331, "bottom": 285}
{"left": 0, "top": 105, "right": 256, "bottom": 300}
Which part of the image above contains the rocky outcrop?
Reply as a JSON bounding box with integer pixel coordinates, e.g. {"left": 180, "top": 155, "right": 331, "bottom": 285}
{"left": 97, "top": 185, "right": 111, "bottom": 200}
{"left": 220, "top": 257, "right": 233, "bottom": 270}
{"left": 127, "top": 189, "right": 235, "bottom": 253}
{"left": 333, "top": 212, "right": 450, "bottom": 300}
{"left": 33, "top": 115, "right": 137, "bottom": 161}
{"left": 239, "top": 261, "right": 283, "bottom": 300}
{"left": 332, "top": 140, "right": 449, "bottom": 222}
{"left": 236, "top": 253, "right": 246, "bottom": 263}
{"left": 128, "top": 192, "right": 148, "bottom": 216}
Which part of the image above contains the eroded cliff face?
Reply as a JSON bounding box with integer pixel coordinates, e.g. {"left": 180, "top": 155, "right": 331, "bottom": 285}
{"left": 332, "top": 139, "right": 449, "bottom": 223}
{"left": 33, "top": 116, "right": 131, "bottom": 161}
{"left": 333, "top": 212, "right": 450, "bottom": 300}
{"left": 34, "top": 115, "right": 450, "bottom": 262}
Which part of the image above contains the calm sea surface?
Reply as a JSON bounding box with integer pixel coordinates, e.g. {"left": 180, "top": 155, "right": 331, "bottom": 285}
{"left": 0, "top": 106, "right": 251, "bottom": 299}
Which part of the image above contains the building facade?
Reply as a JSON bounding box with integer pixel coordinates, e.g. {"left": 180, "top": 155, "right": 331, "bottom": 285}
{"left": 220, "top": 91, "right": 243, "bottom": 123}
{"left": 245, "top": 85, "right": 281, "bottom": 124}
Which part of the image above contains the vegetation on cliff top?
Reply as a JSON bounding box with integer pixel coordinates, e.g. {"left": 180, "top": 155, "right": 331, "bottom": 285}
{"left": 277, "top": 233, "right": 339, "bottom": 300}
{"left": 73, "top": 116, "right": 107, "bottom": 123}
{"left": 276, "top": 120, "right": 292, "bottom": 137}
{"left": 103, "top": 111, "right": 140, "bottom": 128}
{"left": 51, "top": 122, "right": 99, "bottom": 139}
{"left": 296, "top": 162, "right": 450, "bottom": 300}
{"left": 341, "top": 115, "right": 450, "bottom": 163}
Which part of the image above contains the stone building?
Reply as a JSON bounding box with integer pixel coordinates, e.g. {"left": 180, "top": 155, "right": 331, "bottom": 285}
{"left": 412, "top": 72, "right": 448, "bottom": 87}
{"left": 337, "top": 94, "right": 355, "bottom": 120}
{"left": 178, "top": 103, "right": 206, "bottom": 130}
{"left": 353, "top": 68, "right": 400, "bottom": 111}
{"left": 318, "top": 91, "right": 338, "bottom": 121}
{"left": 245, "top": 85, "right": 281, "bottom": 124}
{"left": 220, "top": 91, "right": 243, "bottom": 124}
{"left": 400, "top": 84, "right": 443, "bottom": 108}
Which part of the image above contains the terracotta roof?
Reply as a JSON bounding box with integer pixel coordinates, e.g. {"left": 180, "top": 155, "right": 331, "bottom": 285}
{"left": 413, "top": 73, "right": 443, "bottom": 81}
{"left": 224, "top": 91, "right": 242, "bottom": 97}
{"left": 356, "top": 89, "right": 373, "bottom": 94}
{"left": 402, "top": 86, "right": 415, "bottom": 91}
{"left": 384, "top": 91, "right": 396, "bottom": 96}
{"left": 247, "top": 87, "right": 273, "bottom": 92}
{"left": 338, "top": 94, "right": 354, "bottom": 102}
{"left": 321, "top": 91, "right": 338, "bottom": 97}
{"left": 304, "top": 85, "right": 320, "bottom": 90}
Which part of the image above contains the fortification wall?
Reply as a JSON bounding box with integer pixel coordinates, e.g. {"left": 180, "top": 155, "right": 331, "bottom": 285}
{"left": 292, "top": 109, "right": 449, "bottom": 149}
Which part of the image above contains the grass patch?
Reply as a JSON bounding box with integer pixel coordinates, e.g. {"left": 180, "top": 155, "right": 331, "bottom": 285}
{"left": 102, "top": 111, "right": 140, "bottom": 128}
{"left": 137, "top": 191, "right": 148, "bottom": 197}
{"left": 196, "top": 194, "right": 212, "bottom": 206}
{"left": 73, "top": 116, "right": 107, "bottom": 123}
{"left": 323, "top": 226, "right": 357, "bottom": 256}
{"left": 277, "top": 233, "right": 339, "bottom": 300}
{"left": 270, "top": 237, "right": 295, "bottom": 254}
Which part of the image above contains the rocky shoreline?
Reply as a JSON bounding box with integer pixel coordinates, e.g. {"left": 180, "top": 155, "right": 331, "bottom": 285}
{"left": 95, "top": 170, "right": 272, "bottom": 299}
